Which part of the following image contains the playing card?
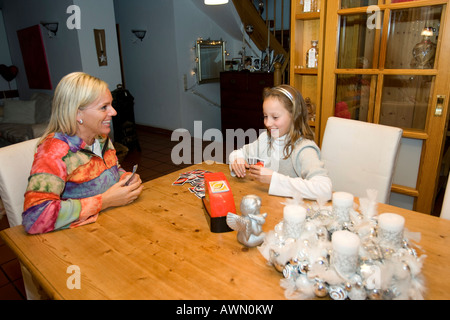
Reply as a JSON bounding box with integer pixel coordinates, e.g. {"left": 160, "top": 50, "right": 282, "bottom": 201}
{"left": 172, "top": 169, "right": 210, "bottom": 199}
{"left": 172, "top": 177, "right": 188, "bottom": 186}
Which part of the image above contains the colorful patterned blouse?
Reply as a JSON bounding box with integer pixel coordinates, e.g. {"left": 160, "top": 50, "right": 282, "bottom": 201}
{"left": 22, "top": 133, "right": 126, "bottom": 234}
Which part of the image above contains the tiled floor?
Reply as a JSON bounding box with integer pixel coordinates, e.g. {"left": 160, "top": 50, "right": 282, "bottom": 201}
{"left": 0, "top": 125, "right": 191, "bottom": 300}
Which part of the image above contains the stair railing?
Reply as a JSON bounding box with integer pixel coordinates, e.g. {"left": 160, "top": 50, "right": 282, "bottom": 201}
{"left": 232, "top": 0, "right": 290, "bottom": 85}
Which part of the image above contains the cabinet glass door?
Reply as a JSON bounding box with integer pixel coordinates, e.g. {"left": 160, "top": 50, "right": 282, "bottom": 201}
{"left": 321, "top": 0, "right": 450, "bottom": 214}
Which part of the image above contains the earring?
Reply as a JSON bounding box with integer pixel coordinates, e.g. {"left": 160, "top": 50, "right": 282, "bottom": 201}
{"left": 78, "top": 119, "right": 83, "bottom": 125}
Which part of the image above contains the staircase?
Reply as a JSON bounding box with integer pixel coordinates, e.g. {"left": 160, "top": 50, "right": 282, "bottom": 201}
{"left": 232, "top": 0, "right": 290, "bottom": 83}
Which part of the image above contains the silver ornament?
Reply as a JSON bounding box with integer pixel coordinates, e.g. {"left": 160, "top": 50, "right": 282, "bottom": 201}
{"left": 367, "top": 289, "right": 382, "bottom": 300}
{"left": 283, "top": 263, "right": 300, "bottom": 279}
{"left": 316, "top": 256, "right": 328, "bottom": 268}
{"left": 269, "top": 249, "right": 285, "bottom": 273}
{"left": 316, "top": 226, "right": 328, "bottom": 241}
{"left": 345, "top": 282, "right": 352, "bottom": 292}
{"left": 329, "top": 285, "right": 348, "bottom": 300}
{"left": 314, "top": 281, "right": 328, "bottom": 298}
{"left": 299, "top": 261, "right": 310, "bottom": 274}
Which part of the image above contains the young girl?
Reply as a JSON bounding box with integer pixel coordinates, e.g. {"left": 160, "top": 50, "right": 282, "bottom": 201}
{"left": 229, "top": 85, "right": 332, "bottom": 200}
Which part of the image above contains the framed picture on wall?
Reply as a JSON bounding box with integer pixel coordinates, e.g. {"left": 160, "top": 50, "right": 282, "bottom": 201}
{"left": 94, "top": 29, "right": 108, "bottom": 66}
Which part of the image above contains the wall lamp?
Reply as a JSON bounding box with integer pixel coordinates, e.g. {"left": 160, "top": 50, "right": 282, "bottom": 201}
{"left": 41, "top": 22, "right": 59, "bottom": 38}
{"left": 132, "top": 30, "right": 147, "bottom": 42}
{"left": 204, "top": 0, "right": 229, "bottom": 5}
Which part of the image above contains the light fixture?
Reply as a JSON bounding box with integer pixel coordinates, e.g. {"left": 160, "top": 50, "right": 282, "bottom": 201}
{"left": 204, "top": 0, "right": 229, "bottom": 5}
{"left": 41, "top": 22, "right": 59, "bottom": 38}
{"left": 421, "top": 26, "right": 434, "bottom": 37}
{"left": 132, "top": 30, "right": 147, "bottom": 42}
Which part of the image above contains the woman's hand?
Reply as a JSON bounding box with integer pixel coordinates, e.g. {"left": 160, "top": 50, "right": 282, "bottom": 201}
{"left": 248, "top": 165, "right": 273, "bottom": 185}
{"left": 231, "top": 158, "right": 249, "bottom": 178}
{"left": 101, "top": 174, "right": 143, "bottom": 210}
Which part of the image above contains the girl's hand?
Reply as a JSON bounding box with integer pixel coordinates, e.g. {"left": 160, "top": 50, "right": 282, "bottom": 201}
{"left": 249, "top": 165, "right": 273, "bottom": 184}
{"left": 231, "top": 158, "right": 249, "bottom": 178}
{"left": 101, "top": 174, "right": 143, "bottom": 210}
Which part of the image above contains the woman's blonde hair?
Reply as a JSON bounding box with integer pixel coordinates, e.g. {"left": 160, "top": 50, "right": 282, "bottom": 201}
{"left": 40, "top": 72, "right": 109, "bottom": 142}
{"left": 262, "top": 84, "right": 314, "bottom": 159}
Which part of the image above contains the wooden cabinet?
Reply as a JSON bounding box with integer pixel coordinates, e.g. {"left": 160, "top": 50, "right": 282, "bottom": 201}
{"left": 220, "top": 71, "right": 273, "bottom": 133}
{"left": 289, "top": 0, "right": 326, "bottom": 144}
{"left": 319, "top": 1, "right": 450, "bottom": 214}
{"left": 111, "top": 86, "right": 140, "bottom": 151}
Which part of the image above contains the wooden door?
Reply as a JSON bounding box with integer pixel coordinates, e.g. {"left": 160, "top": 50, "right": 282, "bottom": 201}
{"left": 321, "top": 0, "right": 450, "bottom": 214}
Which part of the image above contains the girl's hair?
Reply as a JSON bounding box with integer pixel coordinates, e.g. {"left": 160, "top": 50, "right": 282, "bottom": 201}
{"left": 39, "top": 72, "right": 109, "bottom": 142}
{"left": 262, "top": 84, "right": 314, "bottom": 159}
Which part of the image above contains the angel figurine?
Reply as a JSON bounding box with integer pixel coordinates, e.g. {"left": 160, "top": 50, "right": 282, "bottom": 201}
{"left": 226, "top": 195, "right": 267, "bottom": 247}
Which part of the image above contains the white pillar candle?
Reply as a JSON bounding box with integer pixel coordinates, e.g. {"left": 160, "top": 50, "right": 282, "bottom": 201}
{"left": 283, "top": 205, "right": 306, "bottom": 239}
{"left": 378, "top": 213, "right": 405, "bottom": 248}
{"left": 332, "top": 230, "right": 360, "bottom": 255}
{"left": 332, "top": 192, "right": 354, "bottom": 223}
{"left": 332, "top": 230, "right": 360, "bottom": 276}
{"left": 378, "top": 213, "right": 405, "bottom": 232}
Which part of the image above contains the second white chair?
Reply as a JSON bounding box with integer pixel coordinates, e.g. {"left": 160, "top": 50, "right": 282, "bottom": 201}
{"left": 440, "top": 176, "right": 450, "bottom": 220}
{"left": 321, "top": 117, "right": 403, "bottom": 204}
{"left": 0, "top": 138, "right": 43, "bottom": 300}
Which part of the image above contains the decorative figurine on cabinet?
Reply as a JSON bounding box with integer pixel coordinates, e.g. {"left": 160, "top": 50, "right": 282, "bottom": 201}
{"left": 226, "top": 195, "right": 267, "bottom": 247}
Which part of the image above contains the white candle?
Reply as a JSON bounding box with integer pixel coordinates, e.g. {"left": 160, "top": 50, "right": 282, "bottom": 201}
{"left": 332, "top": 230, "right": 360, "bottom": 255}
{"left": 378, "top": 213, "right": 405, "bottom": 248}
{"left": 332, "top": 230, "right": 360, "bottom": 276}
{"left": 378, "top": 213, "right": 405, "bottom": 232}
{"left": 332, "top": 192, "right": 354, "bottom": 207}
{"left": 282, "top": 205, "right": 306, "bottom": 239}
{"left": 284, "top": 205, "right": 306, "bottom": 223}
{"left": 332, "top": 192, "right": 354, "bottom": 223}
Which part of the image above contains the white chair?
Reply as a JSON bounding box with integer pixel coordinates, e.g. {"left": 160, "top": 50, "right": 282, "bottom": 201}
{"left": 321, "top": 117, "right": 403, "bottom": 204}
{"left": 440, "top": 177, "right": 450, "bottom": 220}
{"left": 0, "top": 138, "right": 43, "bottom": 300}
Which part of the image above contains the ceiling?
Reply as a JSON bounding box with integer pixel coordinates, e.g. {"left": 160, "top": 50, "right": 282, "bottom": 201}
{"left": 191, "top": 0, "right": 242, "bottom": 40}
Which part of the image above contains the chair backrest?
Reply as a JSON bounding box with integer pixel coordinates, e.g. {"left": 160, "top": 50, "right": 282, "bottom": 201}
{"left": 0, "top": 138, "right": 39, "bottom": 227}
{"left": 321, "top": 117, "right": 403, "bottom": 204}
{"left": 440, "top": 177, "right": 450, "bottom": 220}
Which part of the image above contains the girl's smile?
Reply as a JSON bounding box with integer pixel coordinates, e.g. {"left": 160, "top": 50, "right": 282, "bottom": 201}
{"left": 263, "top": 96, "right": 292, "bottom": 138}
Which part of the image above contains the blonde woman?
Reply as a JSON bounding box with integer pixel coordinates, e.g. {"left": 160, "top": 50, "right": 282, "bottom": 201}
{"left": 23, "top": 72, "right": 143, "bottom": 234}
{"left": 229, "top": 85, "right": 332, "bottom": 200}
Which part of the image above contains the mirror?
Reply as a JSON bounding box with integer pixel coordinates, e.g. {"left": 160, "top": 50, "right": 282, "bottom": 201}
{"left": 196, "top": 39, "right": 225, "bottom": 84}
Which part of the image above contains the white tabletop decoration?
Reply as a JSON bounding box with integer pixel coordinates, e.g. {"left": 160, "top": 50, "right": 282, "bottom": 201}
{"left": 258, "top": 189, "right": 426, "bottom": 300}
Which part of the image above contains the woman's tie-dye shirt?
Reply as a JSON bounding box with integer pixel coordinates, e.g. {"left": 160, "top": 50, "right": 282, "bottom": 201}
{"left": 22, "top": 132, "right": 126, "bottom": 234}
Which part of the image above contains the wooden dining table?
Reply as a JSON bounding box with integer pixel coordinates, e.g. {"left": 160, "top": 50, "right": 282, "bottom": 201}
{"left": 1, "top": 163, "right": 450, "bottom": 300}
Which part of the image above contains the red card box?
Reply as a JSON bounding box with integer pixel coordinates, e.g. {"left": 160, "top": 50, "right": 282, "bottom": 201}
{"left": 201, "top": 172, "right": 235, "bottom": 233}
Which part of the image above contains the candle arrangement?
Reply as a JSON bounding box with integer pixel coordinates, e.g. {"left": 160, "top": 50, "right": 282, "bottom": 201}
{"left": 258, "top": 190, "right": 426, "bottom": 300}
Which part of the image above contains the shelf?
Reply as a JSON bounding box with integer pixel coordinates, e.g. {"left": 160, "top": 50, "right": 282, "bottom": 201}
{"left": 295, "top": 12, "right": 320, "bottom": 20}
{"left": 294, "top": 68, "right": 318, "bottom": 75}
{"left": 290, "top": 0, "right": 325, "bottom": 144}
